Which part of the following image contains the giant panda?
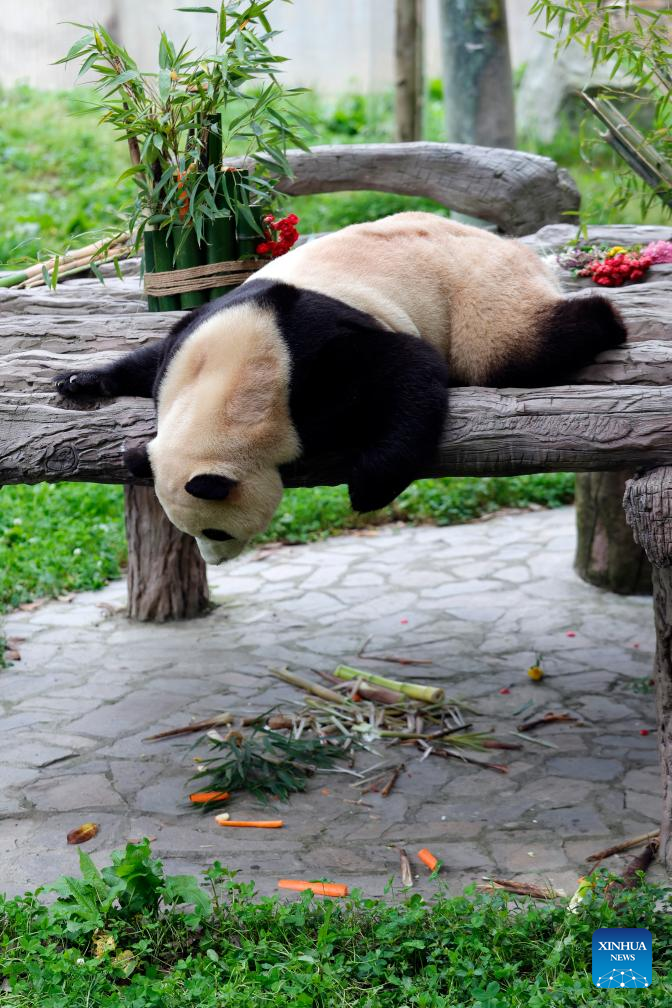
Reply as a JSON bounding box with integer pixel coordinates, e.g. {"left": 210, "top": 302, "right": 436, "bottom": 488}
{"left": 55, "top": 211, "right": 626, "bottom": 564}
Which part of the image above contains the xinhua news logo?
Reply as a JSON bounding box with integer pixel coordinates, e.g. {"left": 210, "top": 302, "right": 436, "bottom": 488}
{"left": 592, "top": 928, "right": 652, "bottom": 988}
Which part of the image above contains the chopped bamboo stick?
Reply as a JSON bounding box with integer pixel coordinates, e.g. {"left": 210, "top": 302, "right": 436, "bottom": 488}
{"left": 316, "top": 669, "right": 404, "bottom": 704}
{"left": 215, "top": 817, "right": 284, "bottom": 828}
{"left": 333, "top": 665, "right": 444, "bottom": 704}
{"left": 144, "top": 712, "right": 233, "bottom": 741}
{"left": 360, "top": 653, "right": 433, "bottom": 666}
{"left": 509, "top": 731, "right": 558, "bottom": 749}
{"left": 606, "top": 840, "right": 659, "bottom": 903}
{"left": 586, "top": 830, "right": 660, "bottom": 863}
{"left": 381, "top": 764, "right": 404, "bottom": 796}
{"left": 399, "top": 848, "right": 414, "bottom": 887}
{"left": 433, "top": 748, "right": 508, "bottom": 773}
{"left": 271, "top": 667, "right": 349, "bottom": 705}
{"left": 478, "top": 878, "right": 561, "bottom": 900}
{"left": 517, "top": 712, "right": 577, "bottom": 732}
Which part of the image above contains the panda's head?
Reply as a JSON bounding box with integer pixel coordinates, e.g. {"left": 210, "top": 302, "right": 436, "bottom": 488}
{"left": 125, "top": 301, "right": 300, "bottom": 564}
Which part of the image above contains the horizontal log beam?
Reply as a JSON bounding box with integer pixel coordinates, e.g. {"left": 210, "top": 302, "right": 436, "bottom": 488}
{"left": 238, "top": 142, "right": 580, "bottom": 236}
{"left": 2, "top": 340, "right": 672, "bottom": 397}
{"left": 3, "top": 384, "right": 672, "bottom": 487}
{"left": 0, "top": 273, "right": 669, "bottom": 362}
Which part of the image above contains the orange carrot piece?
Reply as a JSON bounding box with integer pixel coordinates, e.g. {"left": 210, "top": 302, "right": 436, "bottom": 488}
{"left": 189, "top": 791, "right": 230, "bottom": 804}
{"left": 278, "top": 879, "right": 348, "bottom": 898}
{"left": 214, "top": 816, "right": 284, "bottom": 828}
{"left": 418, "top": 848, "right": 439, "bottom": 872}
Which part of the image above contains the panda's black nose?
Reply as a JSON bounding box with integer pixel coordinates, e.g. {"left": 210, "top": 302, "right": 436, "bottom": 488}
{"left": 201, "top": 529, "right": 235, "bottom": 542}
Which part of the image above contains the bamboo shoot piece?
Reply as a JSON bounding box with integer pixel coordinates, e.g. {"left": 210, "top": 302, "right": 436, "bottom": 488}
{"left": 333, "top": 665, "right": 444, "bottom": 704}
{"left": 271, "top": 667, "right": 350, "bottom": 704}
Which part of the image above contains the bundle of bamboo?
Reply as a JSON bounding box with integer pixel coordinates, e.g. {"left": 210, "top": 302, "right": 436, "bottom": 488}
{"left": 0, "top": 237, "right": 132, "bottom": 291}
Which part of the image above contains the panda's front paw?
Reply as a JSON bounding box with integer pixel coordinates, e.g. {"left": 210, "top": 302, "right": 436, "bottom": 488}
{"left": 54, "top": 370, "right": 115, "bottom": 399}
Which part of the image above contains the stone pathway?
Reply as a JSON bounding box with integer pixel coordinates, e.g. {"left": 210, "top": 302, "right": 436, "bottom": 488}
{"left": 0, "top": 507, "right": 663, "bottom": 899}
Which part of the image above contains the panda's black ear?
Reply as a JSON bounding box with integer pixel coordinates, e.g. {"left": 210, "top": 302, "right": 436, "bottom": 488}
{"left": 185, "top": 474, "right": 238, "bottom": 500}
{"left": 124, "top": 443, "right": 153, "bottom": 478}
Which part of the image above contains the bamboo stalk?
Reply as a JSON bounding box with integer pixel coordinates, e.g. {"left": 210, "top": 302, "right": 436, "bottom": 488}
{"left": 316, "top": 669, "right": 404, "bottom": 705}
{"left": 144, "top": 229, "right": 180, "bottom": 312}
{"left": 0, "top": 269, "right": 30, "bottom": 289}
{"left": 173, "top": 224, "right": 206, "bottom": 309}
{"left": 206, "top": 121, "right": 238, "bottom": 300}
{"left": 333, "top": 665, "right": 444, "bottom": 704}
{"left": 4, "top": 238, "right": 129, "bottom": 291}
{"left": 144, "top": 712, "right": 234, "bottom": 741}
{"left": 21, "top": 246, "right": 129, "bottom": 288}
{"left": 586, "top": 830, "right": 660, "bottom": 863}
{"left": 270, "top": 667, "right": 349, "bottom": 705}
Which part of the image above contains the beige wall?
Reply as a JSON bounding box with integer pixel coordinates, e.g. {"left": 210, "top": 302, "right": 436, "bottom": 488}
{"left": 0, "top": 0, "right": 447, "bottom": 94}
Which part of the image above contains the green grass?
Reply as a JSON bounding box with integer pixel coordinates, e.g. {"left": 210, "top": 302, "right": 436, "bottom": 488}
{"left": 0, "top": 474, "right": 574, "bottom": 612}
{"left": 1, "top": 840, "right": 671, "bottom": 1007}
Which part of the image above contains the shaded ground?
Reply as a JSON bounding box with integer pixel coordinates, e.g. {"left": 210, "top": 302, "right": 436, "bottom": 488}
{"left": 0, "top": 507, "right": 663, "bottom": 898}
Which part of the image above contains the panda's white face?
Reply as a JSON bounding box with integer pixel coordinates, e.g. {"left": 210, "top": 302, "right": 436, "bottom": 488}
{"left": 147, "top": 301, "right": 301, "bottom": 564}
{"left": 147, "top": 450, "right": 286, "bottom": 564}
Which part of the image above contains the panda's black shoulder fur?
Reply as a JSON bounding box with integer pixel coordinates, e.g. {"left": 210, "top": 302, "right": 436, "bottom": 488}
{"left": 158, "top": 277, "right": 451, "bottom": 456}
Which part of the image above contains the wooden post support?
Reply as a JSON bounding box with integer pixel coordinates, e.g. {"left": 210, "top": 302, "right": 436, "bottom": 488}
{"left": 575, "top": 470, "right": 651, "bottom": 595}
{"left": 395, "top": 0, "right": 424, "bottom": 142}
{"left": 438, "top": 0, "right": 515, "bottom": 148}
{"left": 623, "top": 467, "right": 672, "bottom": 867}
{"left": 124, "top": 485, "right": 209, "bottom": 622}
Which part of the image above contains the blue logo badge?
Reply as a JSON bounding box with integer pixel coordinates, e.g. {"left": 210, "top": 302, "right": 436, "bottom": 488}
{"left": 592, "top": 928, "right": 652, "bottom": 988}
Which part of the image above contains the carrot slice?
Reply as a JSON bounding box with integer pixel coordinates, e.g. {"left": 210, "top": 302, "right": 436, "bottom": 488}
{"left": 418, "top": 848, "right": 439, "bottom": 872}
{"left": 278, "top": 879, "right": 348, "bottom": 898}
{"left": 214, "top": 816, "right": 284, "bottom": 828}
{"left": 189, "top": 791, "right": 230, "bottom": 804}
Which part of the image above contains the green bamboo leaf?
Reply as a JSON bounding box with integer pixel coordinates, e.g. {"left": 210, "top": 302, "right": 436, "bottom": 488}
{"left": 56, "top": 34, "right": 94, "bottom": 64}
{"left": 76, "top": 51, "right": 103, "bottom": 79}
{"left": 158, "top": 66, "right": 171, "bottom": 102}
{"left": 175, "top": 5, "right": 217, "bottom": 11}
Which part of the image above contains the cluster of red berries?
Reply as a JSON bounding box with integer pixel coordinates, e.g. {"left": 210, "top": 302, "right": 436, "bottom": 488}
{"left": 579, "top": 252, "right": 652, "bottom": 287}
{"left": 256, "top": 213, "right": 299, "bottom": 258}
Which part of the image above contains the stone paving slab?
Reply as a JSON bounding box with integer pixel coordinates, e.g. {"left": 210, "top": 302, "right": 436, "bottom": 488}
{"left": 0, "top": 507, "right": 665, "bottom": 900}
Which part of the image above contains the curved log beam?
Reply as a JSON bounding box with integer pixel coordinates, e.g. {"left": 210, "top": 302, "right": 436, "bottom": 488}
{"left": 237, "top": 143, "right": 580, "bottom": 236}
{"left": 3, "top": 383, "right": 672, "bottom": 487}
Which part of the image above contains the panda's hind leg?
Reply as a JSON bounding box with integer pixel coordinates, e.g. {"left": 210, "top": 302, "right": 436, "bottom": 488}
{"left": 495, "top": 293, "right": 627, "bottom": 388}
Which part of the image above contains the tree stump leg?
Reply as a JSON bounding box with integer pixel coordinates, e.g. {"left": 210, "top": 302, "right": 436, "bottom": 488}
{"left": 575, "top": 470, "right": 652, "bottom": 595}
{"left": 624, "top": 467, "right": 672, "bottom": 868}
{"left": 124, "top": 485, "right": 209, "bottom": 622}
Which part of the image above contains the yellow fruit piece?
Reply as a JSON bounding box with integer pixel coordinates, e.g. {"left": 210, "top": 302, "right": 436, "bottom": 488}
{"left": 606, "top": 246, "right": 627, "bottom": 257}
{"left": 527, "top": 665, "right": 544, "bottom": 681}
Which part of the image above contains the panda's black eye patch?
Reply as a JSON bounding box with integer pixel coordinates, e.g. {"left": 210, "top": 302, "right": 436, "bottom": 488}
{"left": 185, "top": 474, "right": 238, "bottom": 500}
{"left": 202, "top": 528, "right": 235, "bottom": 542}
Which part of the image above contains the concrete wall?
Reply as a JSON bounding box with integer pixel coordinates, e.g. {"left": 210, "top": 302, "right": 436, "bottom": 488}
{"left": 0, "top": 0, "right": 444, "bottom": 94}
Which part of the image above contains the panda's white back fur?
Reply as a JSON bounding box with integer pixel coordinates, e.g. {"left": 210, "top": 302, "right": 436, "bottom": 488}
{"left": 252, "top": 211, "right": 561, "bottom": 385}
